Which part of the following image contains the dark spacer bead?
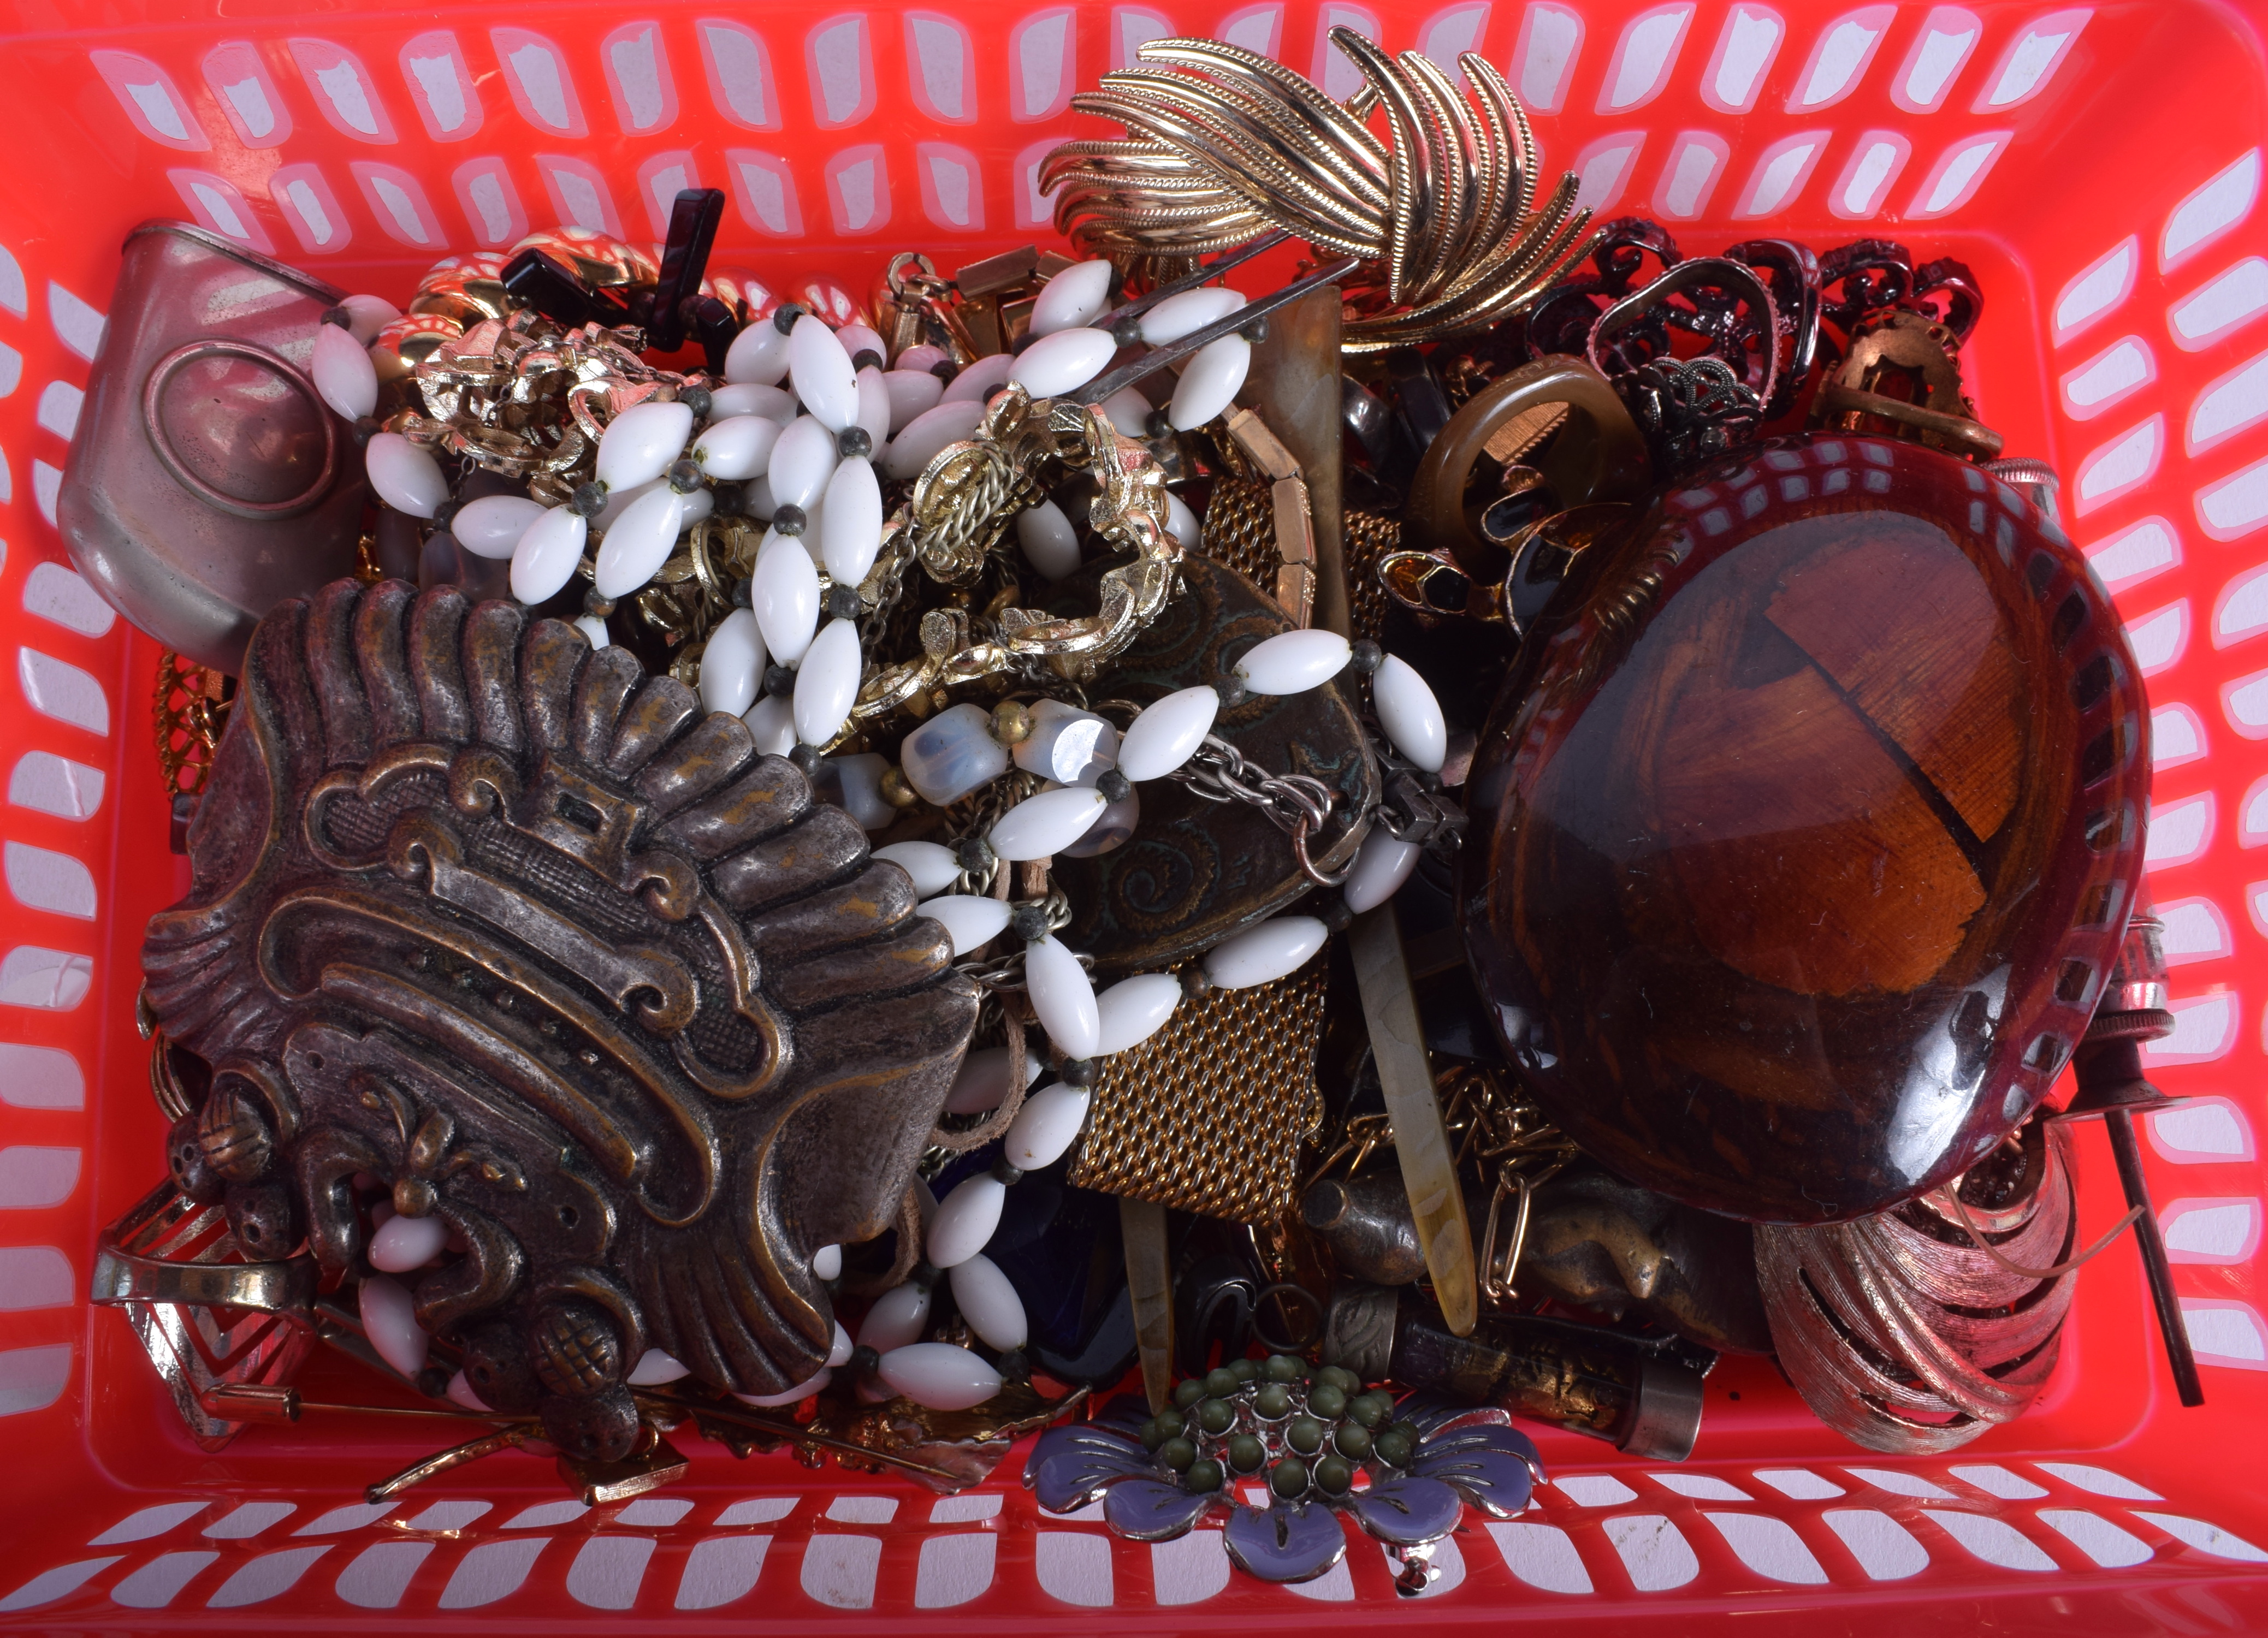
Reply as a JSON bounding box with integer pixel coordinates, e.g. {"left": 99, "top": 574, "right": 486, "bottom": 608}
{"left": 1180, "top": 965, "right": 1213, "bottom": 999}
{"left": 1009, "top": 901, "right": 1051, "bottom": 942}
{"left": 667, "top": 458, "right": 703, "bottom": 493}
{"left": 772, "top": 302, "right": 806, "bottom": 335}
{"left": 996, "top": 1347, "right": 1030, "bottom": 1381}
{"left": 929, "top": 359, "right": 958, "bottom": 383}
{"left": 764, "top": 663, "right": 796, "bottom": 697}
{"left": 584, "top": 590, "right": 617, "bottom": 619}
{"left": 1239, "top": 317, "right": 1269, "bottom": 344}
{"left": 320, "top": 305, "right": 353, "bottom": 329}
{"left": 772, "top": 503, "right": 807, "bottom": 537}
{"left": 1349, "top": 638, "right": 1384, "bottom": 676}
{"left": 417, "top": 1364, "right": 453, "bottom": 1399}
{"left": 570, "top": 481, "right": 608, "bottom": 517}
{"left": 1216, "top": 674, "right": 1250, "bottom": 709}
{"left": 909, "top": 1261, "right": 941, "bottom": 1290}
{"left": 1144, "top": 408, "right": 1174, "bottom": 441}
{"left": 1110, "top": 313, "right": 1144, "bottom": 347}
{"left": 825, "top": 584, "right": 863, "bottom": 620}
{"left": 848, "top": 1344, "right": 881, "bottom": 1378}
{"left": 1096, "top": 768, "right": 1131, "bottom": 802}
{"left": 789, "top": 744, "right": 823, "bottom": 774}
{"left": 836, "top": 426, "right": 873, "bottom": 459}
{"left": 709, "top": 480, "right": 743, "bottom": 516}
{"left": 679, "top": 385, "right": 713, "bottom": 420}
{"left": 1318, "top": 895, "right": 1355, "bottom": 932}
{"left": 956, "top": 836, "right": 996, "bottom": 873}
{"left": 730, "top": 577, "right": 753, "bottom": 609}
{"left": 430, "top": 498, "right": 460, "bottom": 531}
{"left": 1057, "top": 1057, "right": 1097, "bottom": 1088}
{"left": 852, "top": 349, "right": 884, "bottom": 372}
{"left": 990, "top": 1157, "right": 1026, "bottom": 1186}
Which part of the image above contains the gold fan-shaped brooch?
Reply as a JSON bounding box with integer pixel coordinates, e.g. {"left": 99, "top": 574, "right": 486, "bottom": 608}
{"left": 1043, "top": 26, "right": 1600, "bottom": 351}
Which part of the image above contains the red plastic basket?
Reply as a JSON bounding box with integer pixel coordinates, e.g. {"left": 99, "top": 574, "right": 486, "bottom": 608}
{"left": 2, "top": 1, "right": 2265, "bottom": 1630}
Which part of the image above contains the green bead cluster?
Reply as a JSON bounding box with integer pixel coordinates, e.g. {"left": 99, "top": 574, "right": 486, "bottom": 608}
{"left": 1137, "top": 1358, "right": 1419, "bottom": 1506}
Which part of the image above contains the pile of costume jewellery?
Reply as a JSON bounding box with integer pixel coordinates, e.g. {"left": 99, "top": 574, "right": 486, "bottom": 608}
{"left": 66, "top": 28, "right": 2200, "bottom": 1592}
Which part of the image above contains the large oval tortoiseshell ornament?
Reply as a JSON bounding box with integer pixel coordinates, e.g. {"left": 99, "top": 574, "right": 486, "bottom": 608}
{"left": 1460, "top": 436, "right": 2148, "bottom": 1223}
{"left": 143, "top": 579, "right": 979, "bottom": 1455}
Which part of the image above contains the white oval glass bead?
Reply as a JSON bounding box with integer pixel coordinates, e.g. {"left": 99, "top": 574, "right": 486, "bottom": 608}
{"left": 737, "top": 1366, "right": 831, "bottom": 1408}
{"left": 751, "top": 534, "right": 822, "bottom": 664}
{"left": 1166, "top": 491, "right": 1202, "bottom": 551}
{"left": 743, "top": 474, "right": 777, "bottom": 521}
{"left": 1098, "top": 384, "right": 1155, "bottom": 437}
{"left": 857, "top": 1279, "right": 933, "bottom": 1352}
{"left": 1095, "top": 973, "right": 1182, "bottom": 1055}
{"left": 1235, "top": 628, "right": 1352, "bottom": 695}
{"left": 898, "top": 343, "right": 949, "bottom": 374}
{"left": 369, "top": 1211, "right": 447, "bottom": 1272}
{"left": 898, "top": 701, "right": 1010, "bottom": 804}
{"left": 592, "top": 484, "right": 685, "bottom": 598}
{"left": 1140, "top": 284, "right": 1247, "bottom": 345}
{"left": 451, "top": 494, "right": 546, "bottom": 560}
{"left": 679, "top": 485, "right": 715, "bottom": 527}
{"left": 1031, "top": 259, "right": 1115, "bottom": 336}
{"left": 1025, "top": 934, "right": 1100, "bottom": 1058}
{"left": 950, "top": 1254, "right": 1029, "bottom": 1350}
{"left": 725, "top": 318, "right": 791, "bottom": 385}
{"left": 694, "top": 414, "right": 780, "bottom": 480}
{"left": 1014, "top": 699, "right": 1118, "bottom": 785}
{"left": 447, "top": 1369, "right": 490, "bottom": 1412}
{"left": 1373, "top": 653, "right": 1447, "bottom": 772}
{"left": 1204, "top": 915, "right": 1328, "bottom": 990}
{"left": 793, "top": 619, "right": 862, "bottom": 746}
{"left": 944, "top": 1045, "right": 1042, "bottom": 1115}
{"left": 855, "top": 366, "right": 892, "bottom": 448}
{"left": 574, "top": 614, "right": 611, "bottom": 649}
{"left": 940, "top": 351, "right": 1015, "bottom": 405}
{"left": 1062, "top": 782, "right": 1137, "bottom": 857}
{"left": 1118, "top": 685, "right": 1219, "bottom": 781}
{"left": 742, "top": 693, "right": 798, "bottom": 756}
{"left": 709, "top": 381, "right": 797, "bottom": 423}
{"left": 312, "top": 321, "right": 378, "bottom": 420}
{"left": 1343, "top": 827, "right": 1422, "bottom": 914}
{"left": 592, "top": 475, "right": 661, "bottom": 533}
{"left": 877, "top": 1342, "right": 1002, "bottom": 1411}
{"left": 836, "top": 322, "right": 889, "bottom": 364}
{"left": 873, "top": 840, "right": 961, "bottom": 899}
{"left": 927, "top": 1176, "right": 1007, "bottom": 1269}
{"left": 1017, "top": 499, "right": 1083, "bottom": 581}
{"left": 828, "top": 1319, "right": 853, "bottom": 1364}
{"left": 365, "top": 432, "right": 449, "bottom": 518}
{"left": 1170, "top": 334, "right": 1252, "bottom": 430}
{"left": 815, "top": 1244, "right": 844, "bottom": 1284}
{"left": 627, "top": 1348, "right": 690, "bottom": 1386}
{"left": 920, "top": 893, "right": 1012, "bottom": 957}
{"left": 359, "top": 1273, "right": 428, "bottom": 1376}
{"left": 596, "top": 399, "right": 694, "bottom": 491}
{"left": 1010, "top": 328, "right": 1117, "bottom": 399}
{"left": 821, "top": 456, "right": 885, "bottom": 584}
{"left": 1004, "top": 1083, "right": 1093, "bottom": 1171}
{"left": 699, "top": 608, "right": 768, "bottom": 718}
{"left": 339, "top": 292, "right": 400, "bottom": 345}
{"left": 884, "top": 369, "right": 944, "bottom": 433}
{"left": 884, "top": 399, "right": 987, "bottom": 479}
{"left": 768, "top": 415, "right": 839, "bottom": 511}
{"left": 789, "top": 313, "right": 860, "bottom": 431}
{"left": 822, "top": 752, "right": 895, "bottom": 830}
{"left": 989, "top": 785, "right": 1108, "bottom": 860}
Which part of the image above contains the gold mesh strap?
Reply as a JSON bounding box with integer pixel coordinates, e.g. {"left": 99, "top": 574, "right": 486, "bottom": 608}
{"left": 155, "top": 650, "right": 234, "bottom": 800}
{"left": 1199, "top": 475, "right": 1282, "bottom": 590}
{"left": 1343, "top": 508, "right": 1401, "bottom": 643}
{"left": 1068, "top": 959, "right": 1329, "bottom": 1223}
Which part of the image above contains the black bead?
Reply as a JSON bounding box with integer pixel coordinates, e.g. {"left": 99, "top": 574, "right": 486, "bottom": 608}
{"left": 848, "top": 1344, "right": 882, "bottom": 1377}
{"left": 570, "top": 480, "right": 608, "bottom": 517}
{"left": 1110, "top": 313, "right": 1144, "bottom": 347}
{"left": 667, "top": 458, "right": 704, "bottom": 493}
{"left": 997, "top": 1348, "right": 1031, "bottom": 1381}
{"left": 825, "top": 584, "right": 863, "bottom": 620}
{"left": 836, "top": 425, "right": 873, "bottom": 459}
{"left": 709, "top": 480, "right": 743, "bottom": 515}
{"left": 772, "top": 503, "right": 807, "bottom": 537}
{"left": 764, "top": 663, "right": 796, "bottom": 696}
{"left": 417, "top": 1364, "right": 453, "bottom": 1399}
{"left": 727, "top": 577, "right": 753, "bottom": 610}
{"left": 679, "top": 385, "right": 713, "bottom": 420}
{"left": 583, "top": 590, "right": 616, "bottom": 618}
{"left": 852, "top": 349, "right": 884, "bottom": 372}
{"left": 1057, "top": 1057, "right": 1097, "bottom": 1088}
{"left": 955, "top": 836, "right": 996, "bottom": 873}
{"left": 1216, "top": 674, "right": 1250, "bottom": 709}
{"left": 1009, "top": 901, "right": 1052, "bottom": 942}
{"left": 928, "top": 360, "right": 957, "bottom": 383}
{"left": 1239, "top": 317, "right": 1269, "bottom": 344}
{"left": 1318, "top": 895, "right": 1355, "bottom": 931}
{"left": 990, "top": 1157, "right": 1026, "bottom": 1186}
{"left": 1180, "top": 966, "right": 1214, "bottom": 999}
{"left": 319, "top": 305, "right": 353, "bottom": 329}
{"left": 1144, "top": 408, "right": 1174, "bottom": 441}
{"left": 772, "top": 302, "right": 806, "bottom": 335}
{"left": 1096, "top": 768, "right": 1132, "bottom": 802}
{"left": 909, "top": 1260, "right": 942, "bottom": 1290}
{"left": 789, "top": 744, "right": 823, "bottom": 774}
{"left": 1349, "top": 638, "right": 1384, "bottom": 676}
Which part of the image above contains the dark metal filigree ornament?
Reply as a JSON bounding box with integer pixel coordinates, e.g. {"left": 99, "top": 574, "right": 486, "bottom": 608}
{"left": 141, "top": 579, "right": 979, "bottom": 1458}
